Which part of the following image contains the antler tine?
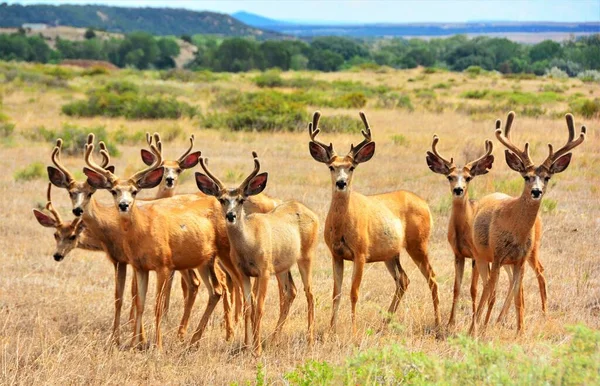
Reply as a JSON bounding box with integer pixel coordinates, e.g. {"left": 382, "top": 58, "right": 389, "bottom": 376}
{"left": 84, "top": 140, "right": 117, "bottom": 182}
{"left": 541, "top": 113, "right": 587, "bottom": 169}
{"left": 45, "top": 182, "right": 63, "bottom": 225}
{"left": 308, "top": 111, "right": 336, "bottom": 157}
{"left": 98, "top": 141, "right": 110, "bottom": 168}
{"left": 129, "top": 141, "right": 163, "bottom": 183}
{"left": 430, "top": 135, "right": 454, "bottom": 166}
{"left": 239, "top": 151, "right": 261, "bottom": 191}
{"left": 495, "top": 111, "right": 533, "bottom": 168}
{"left": 198, "top": 154, "right": 225, "bottom": 191}
{"left": 51, "top": 138, "right": 75, "bottom": 182}
{"left": 177, "top": 134, "right": 195, "bottom": 164}
{"left": 152, "top": 132, "right": 163, "bottom": 154}
{"left": 466, "top": 139, "right": 494, "bottom": 168}
{"left": 145, "top": 132, "right": 152, "bottom": 147}
{"left": 349, "top": 111, "right": 374, "bottom": 157}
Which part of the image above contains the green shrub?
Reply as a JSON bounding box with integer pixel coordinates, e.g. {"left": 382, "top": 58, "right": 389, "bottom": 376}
{"left": 160, "top": 69, "right": 197, "bottom": 82}
{"left": 461, "top": 89, "right": 489, "bottom": 99}
{"left": 376, "top": 93, "right": 413, "bottom": 111}
{"left": 545, "top": 66, "right": 569, "bottom": 79}
{"left": 335, "top": 92, "right": 368, "bottom": 108}
{"left": 254, "top": 70, "right": 285, "bottom": 88}
{"left": 112, "top": 129, "right": 146, "bottom": 145}
{"left": 391, "top": 134, "right": 409, "bottom": 147}
{"left": 570, "top": 98, "right": 600, "bottom": 119}
{"left": 0, "top": 112, "right": 14, "bottom": 137}
{"left": 464, "top": 65, "right": 485, "bottom": 75}
{"left": 14, "top": 162, "right": 45, "bottom": 182}
{"left": 432, "top": 82, "right": 451, "bottom": 89}
{"left": 577, "top": 70, "right": 600, "bottom": 83}
{"left": 318, "top": 114, "right": 364, "bottom": 133}
{"left": 103, "top": 81, "right": 139, "bottom": 94}
{"left": 415, "top": 89, "right": 436, "bottom": 99}
{"left": 160, "top": 124, "right": 185, "bottom": 141}
{"left": 540, "top": 83, "right": 566, "bottom": 93}
{"left": 81, "top": 66, "right": 109, "bottom": 77}
{"left": 520, "top": 105, "right": 547, "bottom": 117}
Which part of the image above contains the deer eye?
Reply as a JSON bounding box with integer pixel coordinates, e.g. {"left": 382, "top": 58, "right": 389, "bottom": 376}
{"left": 132, "top": 191, "right": 137, "bottom": 197}
{"left": 446, "top": 176, "right": 454, "bottom": 181}
{"left": 544, "top": 176, "right": 551, "bottom": 182}
{"left": 87, "top": 193, "right": 93, "bottom": 198}
{"left": 328, "top": 166, "right": 334, "bottom": 171}
{"left": 349, "top": 166, "right": 355, "bottom": 172}
{"left": 465, "top": 176, "right": 472, "bottom": 182}
{"left": 69, "top": 235, "right": 77, "bottom": 241}
{"left": 239, "top": 198, "right": 245, "bottom": 204}
{"left": 218, "top": 198, "right": 226, "bottom": 204}
{"left": 54, "top": 234, "right": 59, "bottom": 240}
{"left": 523, "top": 176, "right": 530, "bottom": 182}
{"left": 110, "top": 190, "right": 117, "bottom": 196}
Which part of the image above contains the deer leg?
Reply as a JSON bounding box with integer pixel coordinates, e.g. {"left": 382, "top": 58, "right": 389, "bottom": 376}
{"left": 528, "top": 248, "right": 547, "bottom": 315}
{"left": 213, "top": 263, "right": 233, "bottom": 342}
{"left": 111, "top": 262, "right": 127, "bottom": 346}
{"left": 448, "top": 255, "right": 466, "bottom": 328}
{"left": 297, "top": 257, "right": 315, "bottom": 346}
{"left": 330, "top": 257, "right": 344, "bottom": 333}
{"left": 178, "top": 269, "right": 200, "bottom": 340}
{"left": 478, "top": 260, "right": 501, "bottom": 330}
{"left": 511, "top": 263, "right": 526, "bottom": 334}
{"left": 406, "top": 244, "right": 441, "bottom": 327}
{"left": 190, "top": 262, "right": 223, "bottom": 346}
{"left": 383, "top": 256, "right": 409, "bottom": 324}
{"left": 350, "top": 258, "right": 365, "bottom": 336}
{"left": 160, "top": 270, "right": 175, "bottom": 323}
{"left": 253, "top": 274, "right": 269, "bottom": 356}
{"left": 470, "top": 260, "right": 479, "bottom": 316}
{"left": 225, "top": 271, "right": 240, "bottom": 324}
{"left": 272, "top": 271, "right": 297, "bottom": 340}
{"left": 496, "top": 266, "right": 515, "bottom": 325}
{"left": 469, "top": 259, "right": 489, "bottom": 336}
{"left": 131, "top": 269, "right": 149, "bottom": 349}
{"left": 154, "top": 267, "right": 171, "bottom": 350}
{"left": 240, "top": 274, "right": 253, "bottom": 349}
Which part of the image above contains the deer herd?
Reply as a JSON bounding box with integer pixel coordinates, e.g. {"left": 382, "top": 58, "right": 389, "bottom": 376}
{"left": 32, "top": 110, "right": 587, "bottom": 355}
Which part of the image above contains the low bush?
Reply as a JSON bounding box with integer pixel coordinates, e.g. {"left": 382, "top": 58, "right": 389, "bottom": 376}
{"left": 335, "top": 92, "right": 368, "bottom": 108}
{"left": 461, "top": 89, "right": 489, "bottom": 99}
{"left": 376, "top": 93, "right": 414, "bottom": 111}
{"left": 464, "top": 65, "right": 485, "bottom": 75}
{"left": 545, "top": 67, "right": 569, "bottom": 79}
{"left": 27, "top": 123, "right": 118, "bottom": 156}
{"left": 14, "top": 162, "right": 46, "bottom": 182}
{"left": 569, "top": 97, "right": 600, "bottom": 119}
{"left": 254, "top": 70, "right": 285, "bottom": 88}
{"left": 318, "top": 114, "right": 364, "bottom": 133}
{"left": 577, "top": 70, "right": 600, "bottom": 83}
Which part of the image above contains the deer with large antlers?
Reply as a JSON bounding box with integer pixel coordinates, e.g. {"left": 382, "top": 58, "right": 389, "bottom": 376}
{"left": 196, "top": 151, "right": 318, "bottom": 355}
{"left": 82, "top": 139, "right": 239, "bottom": 349}
{"left": 46, "top": 135, "right": 205, "bottom": 345}
{"left": 469, "top": 112, "right": 586, "bottom": 335}
{"left": 33, "top": 183, "right": 102, "bottom": 260}
{"left": 308, "top": 111, "right": 440, "bottom": 333}
{"left": 427, "top": 136, "right": 547, "bottom": 327}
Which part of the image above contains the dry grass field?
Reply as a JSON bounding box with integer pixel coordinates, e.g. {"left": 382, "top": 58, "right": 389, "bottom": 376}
{"left": 0, "top": 62, "right": 599, "bottom": 384}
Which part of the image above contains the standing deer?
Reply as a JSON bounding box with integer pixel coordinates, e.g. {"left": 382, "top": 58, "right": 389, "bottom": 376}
{"left": 470, "top": 112, "right": 586, "bottom": 335}
{"left": 426, "top": 136, "right": 547, "bottom": 327}
{"left": 33, "top": 183, "right": 102, "bottom": 260}
{"left": 195, "top": 151, "right": 318, "bottom": 355}
{"left": 308, "top": 111, "right": 440, "bottom": 334}
{"left": 82, "top": 139, "right": 237, "bottom": 349}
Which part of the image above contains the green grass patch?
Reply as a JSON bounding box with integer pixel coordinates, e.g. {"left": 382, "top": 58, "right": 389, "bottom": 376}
{"left": 390, "top": 134, "right": 409, "bottom": 147}
{"left": 14, "top": 162, "right": 45, "bottom": 182}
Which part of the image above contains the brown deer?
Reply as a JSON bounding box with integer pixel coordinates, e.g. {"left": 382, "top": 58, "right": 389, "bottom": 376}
{"left": 308, "top": 111, "right": 440, "bottom": 334}
{"left": 33, "top": 183, "right": 102, "bottom": 259}
{"left": 195, "top": 151, "right": 318, "bottom": 355}
{"left": 82, "top": 139, "right": 236, "bottom": 349}
{"left": 426, "top": 136, "right": 547, "bottom": 327}
{"left": 46, "top": 136, "right": 202, "bottom": 345}
{"left": 470, "top": 112, "right": 586, "bottom": 335}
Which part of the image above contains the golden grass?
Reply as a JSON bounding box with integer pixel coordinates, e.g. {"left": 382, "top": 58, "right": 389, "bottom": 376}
{"left": 0, "top": 65, "right": 599, "bottom": 385}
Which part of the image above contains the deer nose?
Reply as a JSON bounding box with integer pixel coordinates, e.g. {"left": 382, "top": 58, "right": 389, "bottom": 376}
{"left": 226, "top": 212, "right": 236, "bottom": 223}
{"left": 119, "top": 202, "right": 129, "bottom": 212}
{"left": 336, "top": 180, "right": 347, "bottom": 190}
{"left": 165, "top": 177, "right": 175, "bottom": 187}
{"left": 53, "top": 253, "right": 64, "bottom": 262}
{"left": 453, "top": 187, "right": 464, "bottom": 196}
{"left": 531, "top": 189, "right": 543, "bottom": 199}
{"left": 72, "top": 207, "right": 83, "bottom": 217}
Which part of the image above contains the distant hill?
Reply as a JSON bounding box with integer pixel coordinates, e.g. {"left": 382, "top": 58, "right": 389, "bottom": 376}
{"left": 232, "top": 11, "right": 288, "bottom": 27}
{"left": 0, "top": 3, "right": 282, "bottom": 38}
{"left": 231, "top": 11, "right": 600, "bottom": 40}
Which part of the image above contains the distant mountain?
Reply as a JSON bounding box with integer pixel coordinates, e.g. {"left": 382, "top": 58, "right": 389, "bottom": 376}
{"left": 0, "top": 3, "right": 282, "bottom": 38}
{"left": 232, "top": 11, "right": 288, "bottom": 27}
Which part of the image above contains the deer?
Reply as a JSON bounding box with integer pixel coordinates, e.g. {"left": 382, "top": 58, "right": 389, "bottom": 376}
{"left": 82, "top": 139, "right": 239, "bottom": 349}
{"left": 195, "top": 151, "right": 318, "bottom": 355}
{"left": 46, "top": 135, "right": 204, "bottom": 345}
{"left": 308, "top": 111, "right": 441, "bottom": 334}
{"left": 469, "top": 112, "right": 586, "bottom": 335}
{"left": 33, "top": 183, "right": 102, "bottom": 260}
{"left": 426, "top": 136, "right": 547, "bottom": 327}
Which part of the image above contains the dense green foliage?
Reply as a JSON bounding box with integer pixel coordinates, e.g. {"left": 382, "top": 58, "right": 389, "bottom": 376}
{"left": 0, "top": 4, "right": 279, "bottom": 37}
{"left": 284, "top": 325, "right": 600, "bottom": 385}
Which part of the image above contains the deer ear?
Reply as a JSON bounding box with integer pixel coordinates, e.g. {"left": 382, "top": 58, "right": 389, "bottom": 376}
{"left": 550, "top": 153, "right": 572, "bottom": 174}
{"left": 504, "top": 150, "right": 525, "bottom": 173}
{"left": 470, "top": 155, "right": 495, "bottom": 176}
{"left": 426, "top": 152, "right": 451, "bottom": 175}
{"left": 140, "top": 149, "right": 155, "bottom": 166}
{"left": 353, "top": 142, "right": 375, "bottom": 164}
{"left": 47, "top": 166, "right": 69, "bottom": 188}
{"left": 195, "top": 172, "right": 220, "bottom": 196}
{"left": 105, "top": 165, "right": 116, "bottom": 174}
{"left": 33, "top": 209, "right": 57, "bottom": 228}
{"left": 309, "top": 142, "right": 330, "bottom": 163}
{"left": 180, "top": 151, "right": 201, "bottom": 169}
{"left": 137, "top": 167, "right": 164, "bottom": 189}
{"left": 245, "top": 172, "right": 268, "bottom": 196}
{"left": 83, "top": 167, "right": 111, "bottom": 189}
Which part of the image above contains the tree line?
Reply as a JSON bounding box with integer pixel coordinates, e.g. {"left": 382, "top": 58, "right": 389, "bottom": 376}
{"left": 1, "top": 29, "right": 599, "bottom": 76}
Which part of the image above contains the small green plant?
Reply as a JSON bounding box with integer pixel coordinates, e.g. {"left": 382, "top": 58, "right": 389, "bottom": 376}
{"left": 254, "top": 70, "right": 285, "bottom": 88}
{"left": 14, "top": 162, "right": 45, "bottom": 182}
{"left": 160, "top": 124, "right": 185, "bottom": 142}
{"left": 377, "top": 93, "right": 413, "bottom": 111}
{"left": 461, "top": 89, "right": 489, "bottom": 99}
{"left": 336, "top": 92, "right": 368, "bottom": 108}
{"left": 464, "top": 65, "right": 485, "bottom": 75}
{"left": 569, "top": 98, "right": 600, "bottom": 119}
{"left": 577, "top": 70, "right": 600, "bottom": 83}
{"left": 390, "top": 134, "right": 409, "bottom": 147}
{"left": 542, "top": 198, "right": 558, "bottom": 213}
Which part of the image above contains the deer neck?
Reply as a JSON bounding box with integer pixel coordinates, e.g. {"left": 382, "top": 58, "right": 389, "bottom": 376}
{"left": 224, "top": 208, "right": 256, "bottom": 253}
{"left": 450, "top": 192, "right": 474, "bottom": 229}
{"left": 156, "top": 185, "right": 176, "bottom": 199}
{"left": 329, "top": 188, "right": 353, "bottom": 214}
{"left": 118, "top": 205, "right": 146, "bottom": 234}
{"left": 82, "top": 198, "right": 115, "bottom": 236}
{"left": 507, "top": 187, "right": 542, "bottom": 238}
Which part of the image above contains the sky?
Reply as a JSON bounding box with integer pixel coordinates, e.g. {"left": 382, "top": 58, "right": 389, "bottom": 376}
{"left": 5, "top": 0, "right": 600, "bottom": 24}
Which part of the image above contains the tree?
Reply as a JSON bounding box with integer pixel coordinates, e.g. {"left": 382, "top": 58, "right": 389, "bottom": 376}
{"left": 84, "top": 28, "right": 96, "bottom": 40}
{"left": 213, "top": 38, "right": 262, "bottom": 72}
{"left": 118, "top": 32, "right": 159, "bottom": 69}
{"left": 308, "top": 49, "right": 344, "bottom": 72}
{"left": 310, "top": 36, "right": 369, "bottom": 61}
{"left": 529, "top": 40, "right": 562, "bottom": 63}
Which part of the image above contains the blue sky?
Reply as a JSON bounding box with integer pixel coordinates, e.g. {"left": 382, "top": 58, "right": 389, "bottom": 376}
{"left": 6, "top": 0, "right": 600, "bottom": 23}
